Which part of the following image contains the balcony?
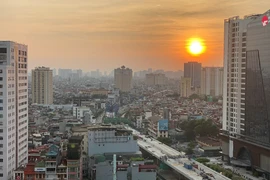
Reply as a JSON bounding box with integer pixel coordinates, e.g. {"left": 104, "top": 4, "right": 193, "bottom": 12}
{"left": 46, "top": 168, "right": 56, "bottom": 174}
{"left": 46, "top": 170, "right": 56, "bottom": 174}
{"left": 57, "top": 169, "right": 67, "bottom": 174}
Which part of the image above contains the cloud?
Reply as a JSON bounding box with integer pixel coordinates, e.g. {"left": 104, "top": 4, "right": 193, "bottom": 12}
{"left": 0, "top": 0, "right": 269, "bottom": 71}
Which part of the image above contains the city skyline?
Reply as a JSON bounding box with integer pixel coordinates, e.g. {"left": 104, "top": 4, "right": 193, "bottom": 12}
{"left": 1, "top": 1, "right": 269, "bottom": 72}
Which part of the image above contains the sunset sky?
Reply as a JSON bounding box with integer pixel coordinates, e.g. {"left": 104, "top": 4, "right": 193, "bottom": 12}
{"left": 1, "top": 0, "right": 269, "bottom": 72}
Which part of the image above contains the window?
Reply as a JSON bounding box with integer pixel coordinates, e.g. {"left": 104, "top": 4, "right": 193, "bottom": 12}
{"left": 0, "top": 159, "right": 2, "bottom": 162}
{"left": 0, "top": 77, "right": 2, "bottom": 81}
{"left": 0, "top": 48, "right": 6, "bottom": 53}
{"left": 0, "top": 115, "right": 2, "bottom": 118}
{"left": 0, "top": 107, "right": 2, "bottom": 111}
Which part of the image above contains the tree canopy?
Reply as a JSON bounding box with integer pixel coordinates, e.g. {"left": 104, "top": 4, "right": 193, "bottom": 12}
{"left": 103, "top": 117, "right": 132, "bottom": 126}
{"left": 91, "top": 94, "right": 107, "bottom": 99}
{"left": 179, "top": 119, "right": 219, "bottom": 141}
{"left": 157, "top": 137, "right": 172, "bottom": 146}
{"left": 189, "top": 94, "right": 200, "bottom": 100}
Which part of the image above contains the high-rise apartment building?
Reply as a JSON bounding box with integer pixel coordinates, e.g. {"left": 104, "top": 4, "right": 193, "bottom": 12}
{"left": 221, "top": 12, "right": 270, "bottom": 176}
{"left": 180, "top": 77, "right": 191, "bottom": 97}
{"left": 32, "top": 67, "right": 53, "bottom": 104}
{"left": 184, "top": 62, "right": 202, "bottom": 88}
{"left": 76, "top": 69, "right": 83, "bottom": 78}
{"left": 222, "top": 16, "right": 253, "bottom": 137}
{"left": 58, "top": 68, "right": 72, "bottom": 79}
{"left": 145, "top": 73, "right": 167, "bottom": 86}
{"left": 52, "top": 68, "right": 57, "bottom": 77}
{"left": 114, "top": 66, "right": 132, "bottom": 92}
{"left": 201, "top": 67, "right": 223, "bottom": 96}
{"left": 0, "top": 41, "right": 28, "bottom": 179}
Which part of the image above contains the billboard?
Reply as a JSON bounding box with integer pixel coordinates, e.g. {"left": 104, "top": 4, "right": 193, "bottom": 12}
{"left": 262, "top": 15, "right": 269, "bottom": 26}
{"left": 34, "top": 168, "right": 46, "bottom": 172}
{"left": 158, "top": 119, "right": 168, "bottom": 131}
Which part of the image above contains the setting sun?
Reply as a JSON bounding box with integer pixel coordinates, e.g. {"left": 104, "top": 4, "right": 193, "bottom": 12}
{"left": 186, "top": 38, "right": 206, "bottom": 56}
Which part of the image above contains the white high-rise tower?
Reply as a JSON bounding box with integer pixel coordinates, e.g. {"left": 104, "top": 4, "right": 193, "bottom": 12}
{"left": 0, "top": 41, "right": 28, "bottom": 179}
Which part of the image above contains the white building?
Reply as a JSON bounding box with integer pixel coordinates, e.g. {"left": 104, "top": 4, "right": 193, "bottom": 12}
{"left": 223, "top": 16, "right": 255, "bottom": 137}
{"left": 73, "top": 106, "right": 91, "bottom": 119}
{"left": 136, "top": 115, "right": 143, "bottom": 128}
{"left": 144, "top": 110, "right": 152, "bottom": 120}
{"left": 32, "top": 133, "right": 42, "bottom": 147}
{"left": 52, "top": 68, "right": 57, "bottom": 76}
{"left": 0, "top": 41, "right": 28, "bottom": 179}
{"left": 87, "top": 125, "right": 139, "bottom": 156}
{"left": 201, "top": 67, "right": 223, "bottom": 97}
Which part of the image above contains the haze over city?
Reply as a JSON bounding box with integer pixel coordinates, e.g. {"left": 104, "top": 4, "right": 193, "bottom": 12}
{"left": 1, "top": 0, "right": 269, "bottom": 72}
{"left": 2, "top": 0, "right": 270, "bottom": 179}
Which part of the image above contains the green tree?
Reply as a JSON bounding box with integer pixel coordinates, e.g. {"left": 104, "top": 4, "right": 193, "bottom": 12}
{"left": 91, "top": 94, "right": 107, "bottom": 99}
{"left": 196, "top": 157, "right": 210, "bottom": 163}
{"left": 185, "top": 148, "right": 193, "bottom": 155}
{"left": 189, "top": 94, "right": 200, "bottom": 100}
{"left": 157, "top": 137, "right": 172, "bottom": 146}
{"left": 188, "top": 141, "right": 196, "bottom": 149}
{"left": 179, "top": 119, "right": 219, "bottom": 141}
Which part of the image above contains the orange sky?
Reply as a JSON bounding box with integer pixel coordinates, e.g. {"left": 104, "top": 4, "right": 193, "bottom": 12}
{"left": 1, "top": 0, "right": 269, "bottom": 72}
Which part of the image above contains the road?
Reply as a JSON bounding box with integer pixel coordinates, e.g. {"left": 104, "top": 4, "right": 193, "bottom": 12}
{"left": 127, "top": 126, "right": 230, "bottom": 180}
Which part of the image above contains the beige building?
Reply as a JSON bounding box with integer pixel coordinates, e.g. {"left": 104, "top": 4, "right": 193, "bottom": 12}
{"left": 114, "top": 66, "right": 132, "bottom": 92}
{"left": 201, "top": 67, "right": 223, "bottom": 96}
{"left": 180, "top": 77, "right": 191, "bottom": 97}
{"left": 145, "top": 73, "right": 167, "bottom": 86}
{"left": 32, "top": 66, "right": 53, "bottom": 104}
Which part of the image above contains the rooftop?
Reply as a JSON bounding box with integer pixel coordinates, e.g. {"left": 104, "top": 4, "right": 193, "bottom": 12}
{"left": 46, "top": 151, "right": 58, "bottom": 157}
{"left": 35, "top": 160, "right": 45, "bottom": 168}
{"left": 138, "top": 164, "right": 157, "bottom": 169}
{"left": 88, "top": 124, "right": 132, "bottom": 133}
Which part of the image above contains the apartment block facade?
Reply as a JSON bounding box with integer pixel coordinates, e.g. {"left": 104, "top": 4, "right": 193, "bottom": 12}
{"left": 201, "top": 67, "right": 223, "bottom": 97}
{"left": 114, "top": 66, "right": 132, "bottom": 92}
{"left": 184, "top": 62, "right": 202, "bottom": 88}
{"left": 221, "top": 12, "right": 270, "bottom": 177}
{"left": 180, "top": 77, "right": 191, "bottom": 97}
{"left": 32, "top": 67, "right": 53, "bottom": 105}
{"left": 0, "top": 41, "right": 28, "bottom": 179}
{"left": 145, "top": 73, "right": 167, "bottom": 86}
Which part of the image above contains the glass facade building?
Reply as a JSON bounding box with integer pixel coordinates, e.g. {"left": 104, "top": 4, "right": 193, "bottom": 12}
{"left": 246, "top": 12, "right": 270, "bottom": 145}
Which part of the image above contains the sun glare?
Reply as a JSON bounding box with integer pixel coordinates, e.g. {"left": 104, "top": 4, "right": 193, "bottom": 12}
{"left": 186, "top": 38, "right": 206, "bottom": 56}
